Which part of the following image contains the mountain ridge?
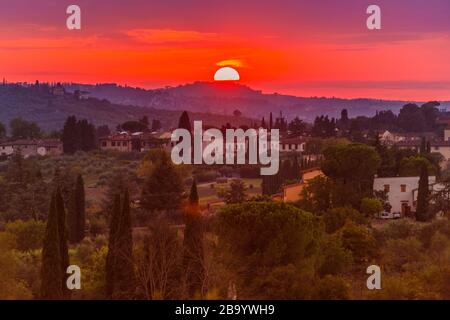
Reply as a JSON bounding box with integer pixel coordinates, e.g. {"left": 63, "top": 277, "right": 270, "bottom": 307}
{"left": 65, "top": 81, "right": 450, "bottom": 121}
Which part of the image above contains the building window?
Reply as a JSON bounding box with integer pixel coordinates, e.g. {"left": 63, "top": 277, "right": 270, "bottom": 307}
{"left": 401, "top": 184, "right": 406, "bottom": 192}
{"left": 123, "top": 141, "right": 128, "bottom": 146}
{"left": 111, "top": 141, "right": 116, "bottom": 147}
{"left": 384, "top": 184, "right": 390, "bottom": 192}
{"left": 102, "top": 141, "right": 106, "bottom": 147}
{"left": 291, "top": 144, "right": 295, "bottom": 150}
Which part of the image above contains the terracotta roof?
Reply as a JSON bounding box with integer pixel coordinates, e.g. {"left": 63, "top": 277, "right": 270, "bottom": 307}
{"left": 0, "top": 139, "right": 38, "bottom": 146}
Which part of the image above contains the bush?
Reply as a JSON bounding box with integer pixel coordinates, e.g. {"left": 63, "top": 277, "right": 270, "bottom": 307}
{"left": 323, "top": 207, "right": 367, "bottom": 234}
{"left": 5, "top": 220, "right": 45, "bottom": 252}
{"left": 360, "top": 198, "right": 383, "bottom": 217}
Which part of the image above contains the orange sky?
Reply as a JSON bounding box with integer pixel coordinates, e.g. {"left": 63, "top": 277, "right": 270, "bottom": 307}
{"left": 1, "top": 0, "right": 449, "bottom": 100}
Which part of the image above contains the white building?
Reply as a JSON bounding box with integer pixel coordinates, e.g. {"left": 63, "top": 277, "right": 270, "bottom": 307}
{"left": 279, "top": 137, "right": 305, "bottom": 153}
{"left": 373, "top": 176, "right": 436, "bottom": 216}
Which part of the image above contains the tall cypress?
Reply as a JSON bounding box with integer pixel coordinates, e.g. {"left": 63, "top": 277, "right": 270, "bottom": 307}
{"left": 105, "top": 191, "right": 134, "bottom": 299}
{"left": 183, "top": 180, "right": 204, "bottom": 297}
{"left": 115, "top": 190, "right": 134, "bottom": 298}
{"left": 178, "top": 111, "right": 192, "bottom": 132}
{"left": 62, "top": 115, "right": 78, "bottom": 154}
{"left": 55, "top": 188, "right": 70, "bottom": 297}
{"left": 269, "top": 112, "right": 273, "bottom": 130}
{"left": 105, "top": 194, "right": 121, "bottom": 298}
{"left": 416, "top": 163, "right": 429, "bottom": 222}
{"left": 69, "top": 174, "right": 85, "bottom": 243}
{"left": 40, "top": 193, "right": 63, "bottom": 299}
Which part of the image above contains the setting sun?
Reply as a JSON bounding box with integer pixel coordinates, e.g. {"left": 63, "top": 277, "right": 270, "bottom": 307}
{"left": 214, "top": 67, "right": 240, "bottom": 81}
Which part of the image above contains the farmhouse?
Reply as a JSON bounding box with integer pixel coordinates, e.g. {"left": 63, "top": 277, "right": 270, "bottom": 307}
{"left": 0, "top": 139, "right": 63, "bottom": 157}
{"left": 282, "top": 167, "right": 324, "bottom": 202}
{"left": 99, "top": 131, "right": 171, "bottom": 153}
{"left": 373, "top": 176, "right": 442, "bottom": 217}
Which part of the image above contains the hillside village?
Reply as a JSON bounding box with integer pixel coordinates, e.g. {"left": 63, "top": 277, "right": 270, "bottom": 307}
{"left": 0, "top": 83, "right": 449, "bottom": 300}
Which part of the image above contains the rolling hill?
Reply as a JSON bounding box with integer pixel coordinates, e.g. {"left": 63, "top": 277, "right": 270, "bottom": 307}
{"left": 65, "top": 81, "right": 450, "bottom": 121}
{"left": 0, "top": 83, "right": 253, "bottom": 132}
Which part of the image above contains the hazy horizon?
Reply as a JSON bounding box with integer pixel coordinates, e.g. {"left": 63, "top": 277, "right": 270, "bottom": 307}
{"left": 1, "top": 0, "right": 449, "bottom": 101}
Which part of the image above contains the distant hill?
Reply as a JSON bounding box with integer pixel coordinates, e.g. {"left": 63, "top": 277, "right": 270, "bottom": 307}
{"left": 0, "top": 83, "right": 253, "bottom": 132}
{"left": 65, "top": 81, "right": 450, "bottom": 121}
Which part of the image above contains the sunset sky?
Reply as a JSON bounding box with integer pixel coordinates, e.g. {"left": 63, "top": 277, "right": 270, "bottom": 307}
{"left": 1, "top": 0, "right": 449, "bottom": 100}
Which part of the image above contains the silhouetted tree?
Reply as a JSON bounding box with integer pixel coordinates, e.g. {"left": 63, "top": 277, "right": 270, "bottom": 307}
{"left": 183, "top": 180, "right": 205, "bottom": 297}
{"left": 178, "top": 111, "right": 192, "bottom": 132}
{"left": 416, "top": 163, "right": 430, "bottom": 222}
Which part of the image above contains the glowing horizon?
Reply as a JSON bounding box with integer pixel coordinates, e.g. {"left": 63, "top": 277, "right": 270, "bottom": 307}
{"left": 0, "top": 1, "right": 449, "bottom": 101}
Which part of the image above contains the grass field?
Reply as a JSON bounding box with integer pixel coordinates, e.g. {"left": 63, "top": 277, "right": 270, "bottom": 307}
{"left": 197, "top": 178, "right": 262, "bottom": 206}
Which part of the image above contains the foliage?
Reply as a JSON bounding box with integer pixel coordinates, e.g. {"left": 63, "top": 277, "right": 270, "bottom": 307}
{"left": 5, "top": 220, "right": 45, "bottom": 252}
{"left": 322, "top": 207, "right": 367, "bottom": 234}
{"left": 216, "top": 202, "right": 320, "bottom": 298}
{"left": 141, "top": 152, "right": 184, "bottom": 214}
{"left": 10, "top": 117, "right": 42, "bottom": 139}
{"left": 360, "top": 198, "right": 383, "bottom": 218}
{"left": 218, "top": 179, "right": 247, "bottom": 204}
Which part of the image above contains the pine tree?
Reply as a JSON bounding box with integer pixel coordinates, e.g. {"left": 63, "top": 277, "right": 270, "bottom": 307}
{"left": 40, "top": 193, "right": 63, "bottom": 299}
{"left": 416, "top": 163, "right": 429, "bottom": 222}
{"left": 178, "top": 111, "right": 192, "bottom": 132}
{"left": 183, "top": 180, "right": 204, "bottom": 297}
{"left": 69, "top": 174, "right": 85, "bottom": 243}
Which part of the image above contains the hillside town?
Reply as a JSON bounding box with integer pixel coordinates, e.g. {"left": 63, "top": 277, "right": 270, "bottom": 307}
{"left": 1, "top": 83, "right": 450, "bottom": 302}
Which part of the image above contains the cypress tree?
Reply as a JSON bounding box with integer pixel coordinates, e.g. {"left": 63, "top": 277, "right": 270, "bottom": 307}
{"left": 416, "top": 163, "right": 429, "bottom": 222}
{"left": 69, "top": 174, "right": 85, "bottom": 243}
{"left": 183, "top": 179, "right": 204, "bottom": 298}
{"left": 55, "top": 188, "right": 70, "bottom": 297}
{"left": 114, "top": 189, "right": 134, "bottom": 298}
{"left": 62, "top": 115, "right": 78, "bottom": 154}
{"left": 40, "top": 193, "right": 63, "bottom": 299}
{"left": 178, "top": 111, "right": 192, "bottom": 132}
{"left": 269, "top": 112, "right": 273, "bottom": 130}
{"left": 106, "top": 194, "right": 121, "bottom": 298}
{"left": 291, "top": 156, "right": 300, "bottom": 180}
{"left": 105, "top": 191, "right": 134, "bottom": 299}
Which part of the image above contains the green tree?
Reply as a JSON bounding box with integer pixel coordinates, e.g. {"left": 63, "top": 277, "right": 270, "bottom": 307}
{"left": 62, "top": 116, "right": 79, "bottom": 154}
{"left": 40, "top": 193, "right": 63, "bottom": 299}
{"left": 183, "top": 180, "right": 205, "bottom": 297}
{"left": 416, "top": 163, "right": 430, "bottom": 222}
{"left": 339, "top": 221, "right": 377, "bottom": 263}
{"left": 322, "top": 143, "right": 381, "bottom": 207}
{"left": 10, "top": 117, "right": 42, "bottom": 140}
{"left": 219, "top": 179, "right": 247, "bottom": 204}
{"left": 55, "top": 188, "right": 70, "bottom": 297}
{"left": 5, "top": 220, "right": 45, "bottom": 252}
{"left": 0, "top": 121, "right": 5, "bottom": 139}
{"left": 178, "top": 111, "right": 192, "bottom": 131}
{"left": 322, "top": 207, "right": 367, "bottom": 234}
{"left": 315, "top": 275, "right": 351, "bottom": 300}
{"left": 69, "top": 174, "right": 85, "bottom": 243}
{"left": 360, "top": 198, "right": 383, "bottom": 218}
{"left": 217, "top": 202, "right": 321, "bottom": 299}
{"left": 141, "top": 152, "right": 183, "bottom": 214}
{"left": 105, "top": 190, "right": 134, "bottom": 299}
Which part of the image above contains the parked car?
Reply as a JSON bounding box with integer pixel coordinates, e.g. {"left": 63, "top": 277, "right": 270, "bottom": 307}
{"left": 380, "top": 212, "right": 393, "bottom": 219}
{"left": 393, "top": 212, "right": 401, "bottom": 219}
